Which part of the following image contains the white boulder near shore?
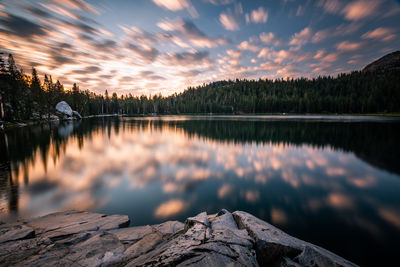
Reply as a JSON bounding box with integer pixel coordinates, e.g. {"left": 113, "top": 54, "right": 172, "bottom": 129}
{"left": 55, "top": 101, "right": 82, "bottom": 119}
{"left": 0, "top": 210, "right": 358, "bottom": 267}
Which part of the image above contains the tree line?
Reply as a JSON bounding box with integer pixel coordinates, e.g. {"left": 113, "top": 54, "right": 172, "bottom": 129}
{"left": 1, "top": 53, "right": 399, "bottom": 122}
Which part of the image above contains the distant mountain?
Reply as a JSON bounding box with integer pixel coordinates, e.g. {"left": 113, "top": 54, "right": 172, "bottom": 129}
{"left": 363, "top": 51, "right": 400, "bottom": 73}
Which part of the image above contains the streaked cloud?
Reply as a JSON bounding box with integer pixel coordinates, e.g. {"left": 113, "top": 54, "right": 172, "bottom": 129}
{"left": 152, "top": 0, "right": 198, "bottom": 17}
{"left": 164, "top": 50, "right": 212, "bottom": 66}
{"left": 317, "top": 0, "right": 343, "bottom": 14}
{"left": 219, "top": 3, "right": 242, "bottom": 31}
{"left": 336, "top": 41, "right": 363, "bottom": 52}
{"left": 289, "top": 27, "right": 312, "bottom": 47}
{"left": 342, "top": 0, "right": 381, "bottom": 20}
{"left": 362, "top": 27, "right": 395, "bottom": 42}
{"left": 46, "top": 0, "right": 98, "bottom": 14}
{"left": 157, "top": 18, "right": 229, "bottom": 48}
{"left": 259, "top": 32, "right": 283, "bottom": 46}
{"left": 0, "top": 0, "right": 398, "bottom": 95}
{"left": 245, "top": 7, "right": 268, "bottom": 24}
{"left": 237, "top": 40, "right": 261, "bottom": 52}
{"left": 0, "top": 13, "right": 47, "bottom": 38}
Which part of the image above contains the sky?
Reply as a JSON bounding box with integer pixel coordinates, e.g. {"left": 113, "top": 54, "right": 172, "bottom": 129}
{"left": 0, "top": 0, "right": 399, "bottom": 96}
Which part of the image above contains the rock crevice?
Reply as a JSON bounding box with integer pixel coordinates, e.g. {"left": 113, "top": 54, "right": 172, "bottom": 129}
{"left": 0, "top": 210, "right": 358, "bottom": 267}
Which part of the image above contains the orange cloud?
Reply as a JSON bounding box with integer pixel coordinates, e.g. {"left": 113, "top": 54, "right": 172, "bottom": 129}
{"left": 362, "top": 27, "right": 395, "bottom": 41}
{"left": 219, "top": 3, "right": 242, "bottom": 31}
{"left": 337, "top": 41, "right": 363, "bottom": 51}
{"left": 246, "top": 7, "right": 268, "bottom": 24}
{"left": 152, "top": 0, "right": 198, "bottom": 17}
{"left": 47, "top": 0, "right": 98, "bottom": 14}
{"left": 259, "top": 32, "right": 283, "bottom": 46}
{"left": 237, "top": 41, "right": 260, "bottom": 52}
{"left": 289, "top": 27, "right": 312, "bottom": 47}
{"left": 342, "top": 0, "right": 381, "bottom": 20}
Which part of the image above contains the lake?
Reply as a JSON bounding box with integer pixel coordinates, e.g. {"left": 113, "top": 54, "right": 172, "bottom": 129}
{"left": 1, "top": 115, "right": 400, "bottom": 266}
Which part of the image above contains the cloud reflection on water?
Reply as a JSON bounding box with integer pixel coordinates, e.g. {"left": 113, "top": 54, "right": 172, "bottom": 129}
{"left": 2, "top": 119, "right": 396, "bottom": 228}
{"left": 2, "top": 117, "right": 400, "bottom": 266}
{"left": 1, "top": 118, "right": 400, "bottom": 262}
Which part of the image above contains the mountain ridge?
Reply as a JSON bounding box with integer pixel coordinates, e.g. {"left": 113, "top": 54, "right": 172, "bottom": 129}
{"left": 362, "top": 50, "right": 400, "bottom": 73}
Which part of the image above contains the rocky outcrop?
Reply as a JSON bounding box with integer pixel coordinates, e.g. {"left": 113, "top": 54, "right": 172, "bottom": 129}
{"left": 56, "top": 101, "right": 73, "bottom": 117}
{"left": 0, "top": 210, "right": 358, "bottom": 267}
{"left": 55, "top": 101, "right": 82, "bottom": 120}
{"left": 72, "top": 110, "right": 82, "bottom": 119}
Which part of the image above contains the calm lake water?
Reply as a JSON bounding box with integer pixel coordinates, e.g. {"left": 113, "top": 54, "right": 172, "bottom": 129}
{"left": 1, "top": 115, "right": 400, "bottom": 266}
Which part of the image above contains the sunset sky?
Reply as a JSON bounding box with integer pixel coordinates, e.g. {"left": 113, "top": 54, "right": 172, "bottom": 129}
{"left": 0, "top": 0, "right": 399, "bottom": 96}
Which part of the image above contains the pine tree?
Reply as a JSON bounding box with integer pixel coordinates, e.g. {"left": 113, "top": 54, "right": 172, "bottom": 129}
{"left": 30, "top": 68, "right": 43, "bottom": 119}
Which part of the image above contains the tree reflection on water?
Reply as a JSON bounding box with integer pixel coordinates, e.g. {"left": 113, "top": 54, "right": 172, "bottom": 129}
{"left": 0, "top": 116, "right": 400, "bottom": 266}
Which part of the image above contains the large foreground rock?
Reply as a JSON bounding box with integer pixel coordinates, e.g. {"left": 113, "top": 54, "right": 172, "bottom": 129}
{"left": 0, "top": 210, "right": 358, "bottom": 267}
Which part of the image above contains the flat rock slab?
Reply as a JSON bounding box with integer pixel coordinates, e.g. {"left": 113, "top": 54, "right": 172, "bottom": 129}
{"left": 0, "top": 210, "right": 358, "bottom": 267}
{"left": 0, "top": 223, "right": 35, "bottom": 243}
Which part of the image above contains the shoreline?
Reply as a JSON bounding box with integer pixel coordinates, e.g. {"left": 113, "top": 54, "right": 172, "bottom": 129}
{"left": 0, "top": 209, "right": 358, "bottom": 266}
{"left": 2, "top": 112, "right": 400, "bottom": 130}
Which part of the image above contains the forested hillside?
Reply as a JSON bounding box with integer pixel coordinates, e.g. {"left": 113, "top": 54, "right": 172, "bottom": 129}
{"left": 1, "top": 52, "right": 399, "bottom": 122}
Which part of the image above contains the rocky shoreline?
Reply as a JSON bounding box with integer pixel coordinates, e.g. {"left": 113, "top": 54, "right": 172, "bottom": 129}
{"left": 0, "top": 210, "right": 358, "bottom": 266}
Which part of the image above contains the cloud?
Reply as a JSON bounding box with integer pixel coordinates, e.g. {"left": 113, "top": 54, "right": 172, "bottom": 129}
{"left": 312, "top": 23, "right": 362, "bottom": 43}
{"left": 257, "top": 47, "right": 304, "bottom": 65}
{"left": 138, "top": 70, "right": 166, "bottom": 80}
{"left": 72, "top": 66, "right": 101, "bottom": 74}
{"left": 120, "top": 25, "right": 160, "bottom": 45}
{"left": 90, "top": 39, "right": 118, "bottom": 53}
{"left": 289, "top": 27, "right": 312, "bottom": 47}
{"left": 52, "top": 54, "right": 76, "bottom": 65}
{"left": 259, "top": 32, "right": 283, "bottom": 46}
{"left": 157, "top": 18, "right": 229, "bottom": 47}
{"left": 317, "top": 0, "right": 343, "bottom": 14}
{"left": 219, "top": 3, "right": 242, "bottom": 31}
{"left": 56, "top": 19, "right": 99, "bottom": 35}
{"left": 342, "top": 0, "right": 381, "bottom": 20}
{"left": 40, "top": 3, "right": 81, "bottom": 20}
{"left": 257, "top": 47, "right": 272, "bottom": 59}
{"left": 317, "top": 0, "right": 381, "bottom": 21}
{"left": 226, "top": 49, "right": 241, "bottom": 59}
{"left": 152, "top": 0, "right": 198, "bottom": 17}
{"left": 237, "top": 41, "right": 260, "bottom": 52}
{"left": 296, "top": 5, "right": 305, "bottom": 16}
{"left": 245, "top": 7, "right": 268, "bottom": 24}
{"left": 46, "top": 0, "right": 98, "bottom": 14}
{"left": 321, "top": 53, "right": 339, "bottom": 63}
{"left": 314, "top": 49, "right": 325, "bottom": 59}
{"left": 177, "top": 69, "right": 202, "bottom": 77}
{"left": 203, "top": 0, "right": 234, "bottom": 5}
{"left": 336, "top": 41, "right": 363, "bottom": 51}
{"left": 362, "top": 27, "right": 395, "bottom": 41}
{"left": 164, "top": 50, "right": 212, "bottom": 66}
{"left": 126, "top": 43, "right": 160, "bottom": 63}
{"left": 23, "top": 5, "right": 53, "bottom": 18}
{"left": 0, "top": 13, "right": 47, "bottom": 38}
